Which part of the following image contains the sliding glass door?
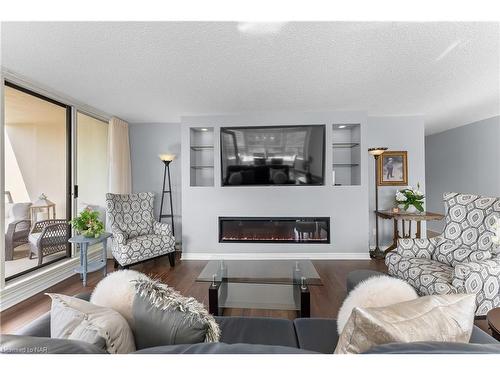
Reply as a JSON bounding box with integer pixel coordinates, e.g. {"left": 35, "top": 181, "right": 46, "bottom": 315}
{"left": 3, "top": 82, "right": 72, "bottom": 280}
{"left": 75, "top": 111, "right": 109, "bottom": 252}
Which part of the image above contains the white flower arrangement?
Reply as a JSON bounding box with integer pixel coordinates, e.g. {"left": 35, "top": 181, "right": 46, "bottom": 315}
{"left": 395, "top": 183, "right": 425, "bottom": 212}
{"left": 395, "top": 191, "right": 408, "bottom": 202}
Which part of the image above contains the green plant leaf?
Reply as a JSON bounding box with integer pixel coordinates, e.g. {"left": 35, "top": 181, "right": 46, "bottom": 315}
{"left": 414, "top": 201, "right": 424, "bottom": 212}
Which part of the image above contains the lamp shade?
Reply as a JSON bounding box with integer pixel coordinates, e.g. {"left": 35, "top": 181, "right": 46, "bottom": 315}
{"left": 159, "top": 153, "right": 176, "bottom": 162}
{"left": 368, "top": 147, "right": 388, "bottom": 156}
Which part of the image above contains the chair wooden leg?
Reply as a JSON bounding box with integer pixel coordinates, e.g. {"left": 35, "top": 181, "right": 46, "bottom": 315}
{"left": 168, "top": 252, "right": 176, "bottom": 267}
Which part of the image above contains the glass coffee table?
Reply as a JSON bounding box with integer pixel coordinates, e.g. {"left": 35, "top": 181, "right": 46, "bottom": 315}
{"left": 196, "top": 259, "right": 322, "bottom": 317}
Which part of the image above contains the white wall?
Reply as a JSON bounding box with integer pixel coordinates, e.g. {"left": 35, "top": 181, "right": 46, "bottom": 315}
{"left": 367, "top": 116, "right": 426, "bottom": 246}
{"left": 129, "top": 123, "right": 182, "bottom": 239}
{"left": 426, "top": 116, "right": 500, "bottom": 232}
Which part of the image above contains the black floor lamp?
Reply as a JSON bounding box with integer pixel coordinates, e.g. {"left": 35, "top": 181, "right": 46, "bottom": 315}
{"left": 368, "top": 147, "right": 388, "bottom": 259}
{"left": 158, "top": 153, "right": 175, "bottom": 237}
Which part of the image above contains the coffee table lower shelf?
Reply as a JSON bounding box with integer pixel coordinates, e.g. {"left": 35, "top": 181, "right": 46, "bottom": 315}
{"left": 208, "top": 281, "right": 310, "bottom": 318}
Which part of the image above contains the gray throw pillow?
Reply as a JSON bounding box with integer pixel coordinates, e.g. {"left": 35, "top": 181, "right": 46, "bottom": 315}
{"left": 132, "top": 279, "right": 220, "bottom": 350}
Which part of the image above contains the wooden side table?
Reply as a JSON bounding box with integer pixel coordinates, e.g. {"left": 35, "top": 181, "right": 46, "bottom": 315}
{"left": 375, "top": 210, "right": 444, "bottom": 253}
{"left": 69, "top": 232, "right": 112, "bottom": 286}
{"left": 487, "top": 307, "right": 500, "bottom": 341}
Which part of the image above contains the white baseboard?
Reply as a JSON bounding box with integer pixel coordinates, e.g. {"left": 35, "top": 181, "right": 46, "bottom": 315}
{"left": 0, "top": 250, "right": 102, "bottom": 312}
{"left": 181, "top": 252, "right": 371, "bottom": 260}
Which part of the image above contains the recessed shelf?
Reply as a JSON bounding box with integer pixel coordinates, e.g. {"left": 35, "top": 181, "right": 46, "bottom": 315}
{"left": 332, "top": 142, "right": 360, "bottom": 148}
{"left": 190, "top": 145, "right": 214, "bottom": 151}
{"left": 191, "top": 128, "right": 211, "bottom": 133}
{"left": 191, "top": 165, "right": 214, "bottom": 169}
{"left": 190, "top": 127, "right": 214, "bottom": 186}
{"left": 332, "top": 124, "right": 361, "bottom": 186}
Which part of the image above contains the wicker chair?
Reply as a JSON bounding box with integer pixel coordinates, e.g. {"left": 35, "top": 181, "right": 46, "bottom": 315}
{"left": 5, "top": 193, "right": 32, "bottom": 261}
{"left": 5, "top": 218, "right": 31, "bottom": 261}
{"left": 29, "top": 219, "right": 70, "bottom": 265}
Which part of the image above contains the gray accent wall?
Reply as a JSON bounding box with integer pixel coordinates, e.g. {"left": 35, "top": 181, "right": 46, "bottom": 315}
{"left": 426, "top": 116, "right": 500, "bottom": 232}
{"left": 129, "top": 123, "right": 182, "bottom": 240}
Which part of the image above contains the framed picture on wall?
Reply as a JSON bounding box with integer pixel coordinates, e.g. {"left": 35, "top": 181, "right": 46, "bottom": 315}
{"left": 378, "top": 151, "right": 408, "bottom": 186}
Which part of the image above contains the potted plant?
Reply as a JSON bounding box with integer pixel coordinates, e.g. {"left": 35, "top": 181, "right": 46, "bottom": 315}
{"left": 69, "top": 208, "right": 105, "bottom": 238}
{"left": 395, "top": 183, "right": 425, "bottom": 213}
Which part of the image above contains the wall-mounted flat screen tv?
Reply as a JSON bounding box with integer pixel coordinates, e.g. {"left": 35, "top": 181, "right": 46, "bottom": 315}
{"left": 221, "top": 125, "right": 325, "bottom": 186}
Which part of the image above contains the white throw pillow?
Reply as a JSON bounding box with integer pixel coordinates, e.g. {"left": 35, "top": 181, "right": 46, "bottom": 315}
{"left": 5, "top": 203, "right": 13, "bottom": 220}
{"left": 334, "top": 294, "right": 476, "bottom": 354}
{"left": 10, "top": 202, "right": 31, "bottom": 221}
{"left": 90, "top": 269, "right": 151, "bottom": 328}
{"left": 47, "top": 293, "right": 136, "bottom": 354}
{"left": 337, "top": 275, "right": 418, "bottom": 334}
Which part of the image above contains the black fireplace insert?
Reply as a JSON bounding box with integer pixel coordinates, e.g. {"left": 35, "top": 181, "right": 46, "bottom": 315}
{"left": 219, "top": 217, "right": 330, "bottom": 243}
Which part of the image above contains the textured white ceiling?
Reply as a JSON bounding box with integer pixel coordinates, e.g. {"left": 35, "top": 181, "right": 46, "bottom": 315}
{"left": 1, "top": 22, "right": 499, "bottom": 134}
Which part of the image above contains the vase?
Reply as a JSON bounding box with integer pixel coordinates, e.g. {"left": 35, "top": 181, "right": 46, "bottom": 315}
{"left": 405, "top": 205, "right": 417, "bottom": 213}
{"left": 398, "top": 204, "right": 417, "bottom": 213}
{"left": 79, "top": 229, "right": 100, "bottom": 238}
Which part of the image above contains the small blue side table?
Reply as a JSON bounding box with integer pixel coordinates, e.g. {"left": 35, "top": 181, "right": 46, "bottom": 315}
{"left": 69, "top": 232, "right": 112, "bottom": 286}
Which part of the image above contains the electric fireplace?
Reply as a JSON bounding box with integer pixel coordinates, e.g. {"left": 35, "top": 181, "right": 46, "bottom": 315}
{"left": 219, "top": 217, "right": 330, "bottom": 243}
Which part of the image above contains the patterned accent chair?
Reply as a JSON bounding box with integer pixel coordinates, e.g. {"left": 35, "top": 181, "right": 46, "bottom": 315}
{"left": 106, "top": 192, "right": 176, "bottom": 268}
{"left": 386, "top": 192, "right": 500, "bottom": 316}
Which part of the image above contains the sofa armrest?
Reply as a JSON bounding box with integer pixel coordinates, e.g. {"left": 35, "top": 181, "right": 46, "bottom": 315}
{"left": 111, "top": 224, "right": 128, "bottom": 245}
{"left": 363, "top": 342, "right": 500, "bottom": 354}
{"left": 14, "top": 312, "right": 51, "bottom": 338}
{"left": 0, "top": 334, "right": 107, "bottom": 354}
{"left": 395, "top": 236, "right": 445, "bottom": 258}
{"left": 470, "top": 325, "right": 499, "bottom": 344}
{"left": 153, "top": 221, "right": 173, "bottom": 237}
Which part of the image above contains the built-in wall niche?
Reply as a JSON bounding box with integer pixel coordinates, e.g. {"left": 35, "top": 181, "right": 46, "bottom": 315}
{"left": 190, "top": 127, "right": 214, "bottom": 186}
{"left": 332, "top": 124, "right": 361, "bottom": 186}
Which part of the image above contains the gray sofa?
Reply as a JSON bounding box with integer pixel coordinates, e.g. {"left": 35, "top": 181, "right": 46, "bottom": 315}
{"left": 1, "top": 270, "right": 499, "bottom": 354}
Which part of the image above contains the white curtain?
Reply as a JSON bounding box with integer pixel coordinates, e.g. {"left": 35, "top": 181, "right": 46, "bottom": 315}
{"left": 107, "top": 117, "right": 132, "bottom": 194}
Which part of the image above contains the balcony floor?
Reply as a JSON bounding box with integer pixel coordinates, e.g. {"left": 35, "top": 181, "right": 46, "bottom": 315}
{"left": 5, "top": 243, "right": 66, "bottom": 279}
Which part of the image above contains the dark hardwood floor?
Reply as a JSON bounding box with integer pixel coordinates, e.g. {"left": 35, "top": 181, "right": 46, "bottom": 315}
{"left": 0, "top": 253, "right": 386, "bottom": 333}
{"left": 0, "top": 253, "right": 491, "bottom": 337}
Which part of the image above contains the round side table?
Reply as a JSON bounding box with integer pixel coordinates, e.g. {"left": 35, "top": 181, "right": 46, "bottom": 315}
{"left": 486, "top": 307, "right": 500, "bottom": 341}
{"left": 69, "top": 232, "right": 112, "bottom": 287}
